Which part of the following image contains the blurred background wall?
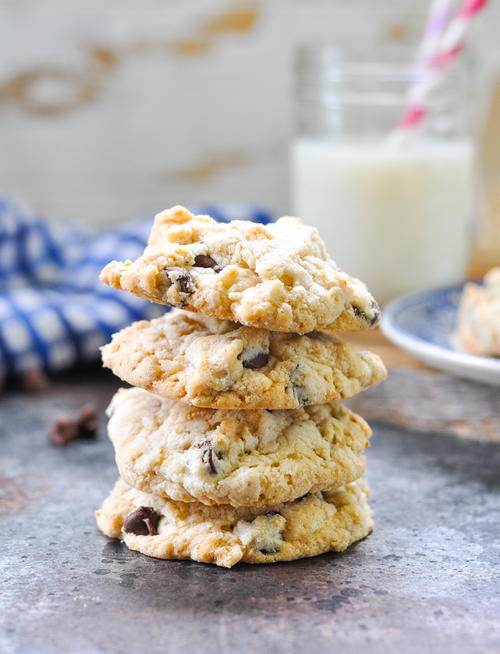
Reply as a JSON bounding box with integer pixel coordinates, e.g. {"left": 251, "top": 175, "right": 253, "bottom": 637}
{"left": 1, "top": 0, "right": 500, "bottom": 247}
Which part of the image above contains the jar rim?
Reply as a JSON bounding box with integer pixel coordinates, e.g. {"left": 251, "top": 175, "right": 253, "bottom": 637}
{"left": 294, "top": 43, "right": 471, "bottom": 81}
{"left": 293, "top": 44, "right": 471, "bottom": 103}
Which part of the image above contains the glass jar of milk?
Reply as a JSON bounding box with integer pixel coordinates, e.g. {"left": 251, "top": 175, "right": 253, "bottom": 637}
{"left": 291, "top": 46, "right": 477, "bottom": 303}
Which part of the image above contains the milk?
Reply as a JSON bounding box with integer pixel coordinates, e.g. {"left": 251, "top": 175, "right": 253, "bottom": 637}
{"left": 291, "top": 139, "right": 476, "bottom": 303}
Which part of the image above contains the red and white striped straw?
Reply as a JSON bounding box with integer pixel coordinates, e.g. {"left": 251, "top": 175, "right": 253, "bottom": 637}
{"left": 399, "top": 0, "right": 490, "bottom": 131}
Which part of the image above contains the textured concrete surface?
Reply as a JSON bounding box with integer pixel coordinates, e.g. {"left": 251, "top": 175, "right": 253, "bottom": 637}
{"left": 348, "top": 366, "right": 500, "bottom": 442}
{"left": 1, "top": 370, "right": 499, "bottom": 654}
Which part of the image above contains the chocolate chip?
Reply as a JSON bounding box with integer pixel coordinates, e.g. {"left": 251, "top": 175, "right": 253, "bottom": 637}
{"left": 239, "top": 351, "right": 269, "bottom": 370}
{"left": 49, "top": 403, "right": 99, "bottom": 446}
{"left": 123, "top": 506, "right": 160, "bottom": 536}
{"left": 50, "top": 416, "right": 78, "bottom": 446}
{"left": 22, "top": 369, "right": 49, "bottom": 394}
{"left": 164, "top": 268, "right": 193, "bottom": 295}
{"left": 194, "top": 254, "right": 220, "bottom": 270}
{"left": 352, "top": 299, "right": 380, "bottom": 327}
{"left": 259, "top": 546, "right": 280, "bottom": 554}
{"left": 291, "top": 364, "right": 309, "bottom": 405}
{"left": 258, "top": 518, "right": 281, "bottom": 553}
{"left": 195, "top": 439, "right": 222, "bottom": 474}
{"left": 352, "top": 305, "right": 367, "bottom": 321}
{"left": 254, "top": 513, "right": 283, "bottom": 554}
{"left": 75, "top": 404, "right": 99, "bottom": 439}
{"left": 292, "top": 384, "right": 309, "bottom": 405}
{"left": 177, "top": 273, "right": 192, "bottom": 294}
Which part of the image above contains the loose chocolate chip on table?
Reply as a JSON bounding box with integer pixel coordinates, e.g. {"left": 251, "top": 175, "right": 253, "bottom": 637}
{"left": 22, "top": 368, "right": 50, "bottom": 394}
{"left": 239, "top": 351, "right": 270, "bottom": 370}
{"left": 75, "top": 404, "right": 99, "bottom": 439}
{"left": 49, "top": 403, "right": 99, "bottom": 446}
{"left": 194, "top": 254, "right": 220, "bottom": 270}
{"left": 50, "top": 416, "right": 78, "bottom": 446}
{"left": 123, "top": 506, "right": 160, "bottom": 536}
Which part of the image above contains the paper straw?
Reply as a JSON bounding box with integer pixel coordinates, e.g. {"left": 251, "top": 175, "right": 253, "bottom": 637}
{"left": 415, "top": 0, "right": 455, "bottom": 66}
{"left": 399, "top": 0, "right": 490, "bottom": 131}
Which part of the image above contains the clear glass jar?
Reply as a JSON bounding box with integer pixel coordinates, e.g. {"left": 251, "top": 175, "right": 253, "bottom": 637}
{"left": 291, "top": 46, "right": 478, "bottom": 303}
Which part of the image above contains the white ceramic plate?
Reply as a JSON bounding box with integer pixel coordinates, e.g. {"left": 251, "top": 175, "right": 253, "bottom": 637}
{"left": 381, "top": 284, "right": 500, "bottom": 386}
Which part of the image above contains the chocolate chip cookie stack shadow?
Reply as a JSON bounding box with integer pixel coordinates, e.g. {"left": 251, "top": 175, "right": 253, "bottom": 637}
{"left": 95, "top": 206, "right": 387, "bottom": 568}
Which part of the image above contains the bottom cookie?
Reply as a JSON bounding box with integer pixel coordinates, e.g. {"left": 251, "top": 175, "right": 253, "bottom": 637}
{"left": 96, "top": 478, "right": 373, "bottom": 568}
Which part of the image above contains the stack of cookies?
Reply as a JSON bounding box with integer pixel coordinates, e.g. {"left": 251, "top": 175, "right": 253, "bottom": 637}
{"left": 96, "top": 206, "right": 386, "bottom": 568}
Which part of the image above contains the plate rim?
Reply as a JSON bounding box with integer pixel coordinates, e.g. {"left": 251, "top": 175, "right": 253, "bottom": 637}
{"left": 380, "top": 284, "right": 500, "bottom": 375}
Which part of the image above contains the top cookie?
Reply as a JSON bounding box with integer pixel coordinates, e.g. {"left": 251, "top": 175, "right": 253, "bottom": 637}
{"left": 100, "top": 206, "right": 380, "bottom": 334}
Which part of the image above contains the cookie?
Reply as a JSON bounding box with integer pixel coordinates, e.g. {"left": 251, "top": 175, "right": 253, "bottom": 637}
{"left": 102, "top": 310, "right": 387, "bottom": 410}
{"left": 455, "top": 267, "right": 500, "bottom": 357}
{"left": 106, "top": 387, "right": 371, "bottom": 506}
{"left": 96, "top": 477, "right": 373, "bottom": 567}
{"left": 100, "top": 205, "right": 380, "bottom": 334}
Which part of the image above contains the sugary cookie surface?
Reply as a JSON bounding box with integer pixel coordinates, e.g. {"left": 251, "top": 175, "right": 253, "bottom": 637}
{"left": 456, "top": 267, "right": 500, "bottom": 357}
{"left": 102, "top": 310, "right": 387, "bottom": 410}
{"left": 100, "top": 206, "right": 380, "bottom": 334}
{"left": 106, "top": 387, "right": 371, "bottom": 507}
{"left": 96, "top": 478, "right": 373, "bottom": 567}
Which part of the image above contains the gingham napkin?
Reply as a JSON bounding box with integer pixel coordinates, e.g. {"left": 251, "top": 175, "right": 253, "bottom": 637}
{"left": 0, "top": 198, "right": 271, "bottom": 377}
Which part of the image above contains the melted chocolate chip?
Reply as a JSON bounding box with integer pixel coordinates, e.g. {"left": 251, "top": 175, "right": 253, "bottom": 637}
{"left": 164, "top": 268, "right": 193, "bottom": 295}
{"left": 352, "top": 299, "right": 380, "bottom": 327}
{"left": 123, "top": 506, "right": 160, "bottom": 536}
{"left": 291, "top": 364, "right": 309, "bottom": 405}
{"left": 256, "top": 513, "right": 283, "bottom": 554}
{"left": 352, "top": 305, "right": 370, "bottom": 323}
{"left": 259, "top": 546, "right": 280, "bottom": 554}
{"left": 176, "top": 272, "right": 192, "bottom": 294}
{"left": 239, "top": 351, "right": 269, "bottom": 370}
{"left": 202, "top": 447, "right": 217, "bottom": 474}
{"left": 292, "top": 384, "right": 309, "bottom": 405}
{"left": 195, "top": 439, "right": 222, "bottom": 474}
{"left": 194, "top": 254, "right": 220, "bottom": 270}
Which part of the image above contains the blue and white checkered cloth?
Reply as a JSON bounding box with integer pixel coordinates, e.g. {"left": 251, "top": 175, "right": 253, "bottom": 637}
{"left": 0, "top": 198, "right": 272, "bottom": 377}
